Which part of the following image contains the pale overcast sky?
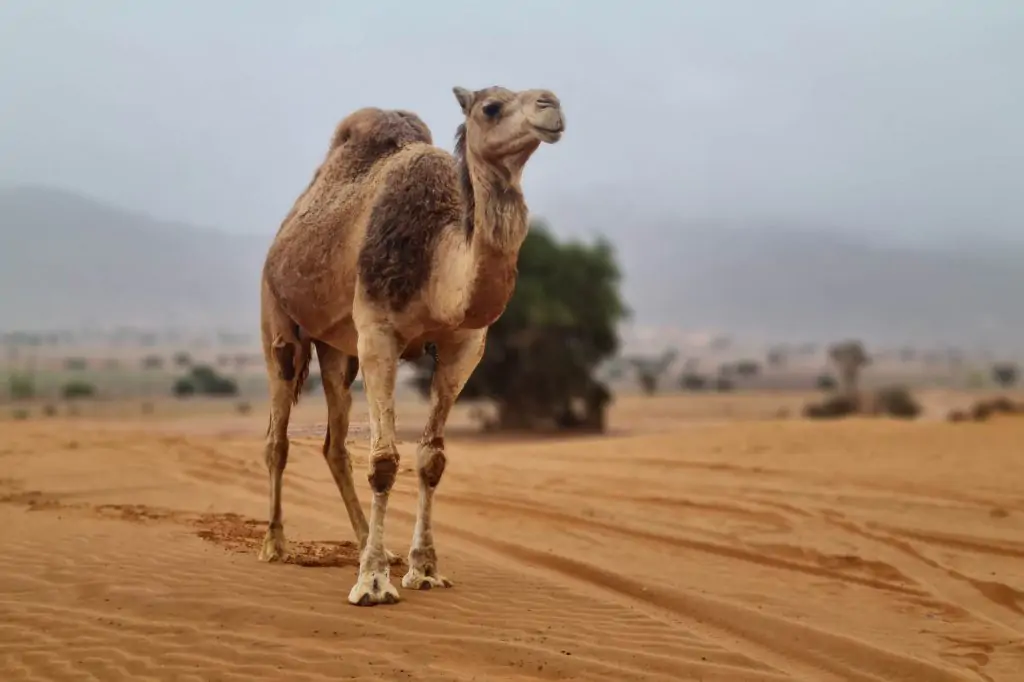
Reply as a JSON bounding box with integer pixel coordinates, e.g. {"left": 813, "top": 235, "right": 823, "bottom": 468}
{"left": 1, "top": 0, "right": 1022, "bottom": 245}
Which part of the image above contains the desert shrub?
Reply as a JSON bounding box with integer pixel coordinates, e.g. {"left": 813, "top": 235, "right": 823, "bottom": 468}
{"left": 816, "top": 374, "right": 838, "bottom": 391}
{"left": 173, "top": 364, "right": 238, "bottom": 398}
{"left": 960, "top": 396, "right": 1022, "bottom": 422}
{"left": 188, "top": 365, "right": 238, "bottom": 396}
{"left": 236, "top": 401, "right": 252, "bottom": 415}
{"left": 872, "top": 386, "right": 921, "bottom": 419}
{"left": 63, "top": 357, "right": 88, "bottom": 371}
{"left": 173, "top": 377, "right": 197, "bottom": 398}
{"left": 680, "top": 373, "right": 707, "bottom": 391}
{"left": 991, "top": 363, "right": 1019, "bottom": 388}
{"left": 141, "top": 355, "right": 164, "bottom": 370}
{"left": 173, "top": 352, "right": 193, "bottom": 369}
{"left": 733, "top": 360, "right": 761, "bottom": 378}
{"left": 970, "top": 401, "right": 993, "bottom": 422}
{"left": 986, "top": 396, "right": 1018, "bottom": 414}
{"left": 946, "top": 409, "right": 968, "bottom": 423}
{"left": 62, "top": 380, "right": 97, "bottom": 400}
{"left": 42, "top": 404, "right": 58, "bottom": 417}
{"left": 803, "top": 394, "right": 859, "bottom": 419}
{"left": 714, "top": 376, "right": 735, "bottom": 392}
{"left": 8, "top": 373, "right": 35, "bottom": 401}
{"left": 11, "top": 408, "right": 29, "bottom": 421}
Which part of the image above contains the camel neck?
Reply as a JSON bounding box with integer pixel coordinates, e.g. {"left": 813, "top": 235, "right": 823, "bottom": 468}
{"left": 468, "top": 166, "right": 528, "bottom": 255}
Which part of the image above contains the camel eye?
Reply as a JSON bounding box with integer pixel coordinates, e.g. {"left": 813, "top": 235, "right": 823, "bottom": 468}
{"left": 482, "top": 101, "right": 502, "bottom": 118}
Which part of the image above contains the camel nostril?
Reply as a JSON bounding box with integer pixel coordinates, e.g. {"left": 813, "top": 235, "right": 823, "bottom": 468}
{"left": 536, "top": 96, "right": 558, "bottom": 110}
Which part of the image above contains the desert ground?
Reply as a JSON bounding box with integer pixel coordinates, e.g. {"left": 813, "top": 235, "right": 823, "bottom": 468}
{"left": 2, "top": 393, "right": 1023, "bottom": 681}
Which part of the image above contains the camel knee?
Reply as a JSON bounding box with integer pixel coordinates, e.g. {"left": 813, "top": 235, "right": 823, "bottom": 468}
{"left": 418, "top": 437, "right": 447, "bottom": 489}
{"left": 368, "top": 453, "right": 400, "bottom": 494}
{"left": 323, "top": 435, "right": 354, "bottom": 475}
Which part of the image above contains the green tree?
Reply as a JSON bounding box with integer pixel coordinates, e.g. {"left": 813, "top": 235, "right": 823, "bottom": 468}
{"left": 828, "top": 339, "right": 870, "bottom": 397}
{"left": 628, "top": 348, "right": 677, "bottom": 396}
{"left": 409, "top": 221, "right": 628, "bottom": 431}
{"left": 991, "top": 362, "right": 1019, "bottom": 388}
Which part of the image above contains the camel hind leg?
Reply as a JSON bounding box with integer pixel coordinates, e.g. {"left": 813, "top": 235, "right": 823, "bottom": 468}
{"left": 314, "top": 340, "right": 370, "bottom": 544}
{"left": 258, "top": 282, "right": 311, "bottom": 562}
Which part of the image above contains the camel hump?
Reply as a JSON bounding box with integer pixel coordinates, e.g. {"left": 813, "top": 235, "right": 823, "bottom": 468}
{"left": 329, "top": 108, "right": 433, "bottom": 159}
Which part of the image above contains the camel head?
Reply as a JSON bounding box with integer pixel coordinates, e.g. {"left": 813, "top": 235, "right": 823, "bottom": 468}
{"left": 453, "top": 85, "right": 564, "bottom": 176}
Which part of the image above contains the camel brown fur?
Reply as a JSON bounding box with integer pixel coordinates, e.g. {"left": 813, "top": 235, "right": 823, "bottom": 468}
{"left": 258, "top": 86, "right": 565, "bottom": 606}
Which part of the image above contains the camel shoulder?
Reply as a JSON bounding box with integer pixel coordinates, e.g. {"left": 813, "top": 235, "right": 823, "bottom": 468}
{"left": 357, "top": 146, "right": 463, "bottom": 312}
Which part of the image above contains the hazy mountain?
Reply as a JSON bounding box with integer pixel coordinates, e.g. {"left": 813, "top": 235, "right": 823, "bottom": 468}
{"left": 613, "top": 219, "right": 1024, "bottom": 348}
{"left": 0, "top": 186, "right": 271, "bottom": 331}
{"left": 2, "top": 185, "right": 1022, "bottom": 351}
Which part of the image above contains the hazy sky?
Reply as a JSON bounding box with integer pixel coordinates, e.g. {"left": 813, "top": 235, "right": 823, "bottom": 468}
{"left": 1, "top": 1, "right": 1022, "bottom": 246}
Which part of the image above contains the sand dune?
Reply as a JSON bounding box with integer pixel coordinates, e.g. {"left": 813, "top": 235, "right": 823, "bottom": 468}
{"left": 2, "top": 395, "right": 1023, "bottom": 681}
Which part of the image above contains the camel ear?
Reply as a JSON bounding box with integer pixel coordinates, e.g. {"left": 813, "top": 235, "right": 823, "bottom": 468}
{"left": 453, "top": 87, "right": 474, "bottom": 115}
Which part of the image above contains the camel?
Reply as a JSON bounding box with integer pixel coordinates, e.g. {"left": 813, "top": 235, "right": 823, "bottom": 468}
{"left": 258, "top": 85, "right": 565, "bottom": 606}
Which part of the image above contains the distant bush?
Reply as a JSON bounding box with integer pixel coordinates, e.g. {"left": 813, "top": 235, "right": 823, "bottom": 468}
{"left": 42, "top": 404, "right": 58, "bottom": 417}
{"left": 816, "top": 374, "right": 838, "bottom": 391}
{"left": 141, "top": 355, "right": 164, "bottom": 370}
{"left": 8, "top": 374, "right": 35, "bottom": 401}
{"left": 991, "top": 363, "right": 1019, "bottom": 388}
{"left": 236, "top": 401, "right": 252, "bottom": 415}
{"left": 173, "top": 352, "right": 193, "bottom": 369}
{"left": 805, "top": 386, "right": 921, "bottom": 420}
{"left": 952, "top": 396, "right": 1023, "bottom": 424}
{"left": 63, "top": 357, "right": 88, "bottom": 371}
{"left": 173, "top": 377, "right": 197, "bottom": 398}
{"left": 62, "top": 380, "right": 97, "bottom": 400}
{"left": 173, "top": 364, "right": 238, "bottom": 398}
{"left": 803, "top": 394, "right": 859, "bottom": 419}
{"left": 680, "top": 373, "right": 707, "bottom": 391}
{"left": 11, "top": 408, "right": 29, "bottom": 421}
{"left": 733, "top": 360, "right": 760, "bottom": 378}
{"left": 987, "top": 396, "right": 1019, "bottom": 414}
{"left": 871, "top": 386, "right": 920, "bottom": 419}
{"left": 970, "top": 401, "right": 992, "bottom": 422}
{"left": 714, "top": 376, "right": 735, "bottom": 392}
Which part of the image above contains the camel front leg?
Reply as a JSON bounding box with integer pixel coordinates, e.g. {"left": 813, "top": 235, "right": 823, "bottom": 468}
{"left": 348, "top": 323, "right": 402, "bottom": 606}
{"left": 403, "top": 328, "right": 486, "bottom": 591}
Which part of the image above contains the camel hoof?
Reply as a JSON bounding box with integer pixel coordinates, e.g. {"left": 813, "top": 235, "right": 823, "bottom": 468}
{"left": 258, "top": 528, "right": 288, "bottom": 562}
{"left": 348, "top": 570, "right": 400, "bottom": 606}
{"left": 402, "top": 568, "right": 453, "bottom": 590}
